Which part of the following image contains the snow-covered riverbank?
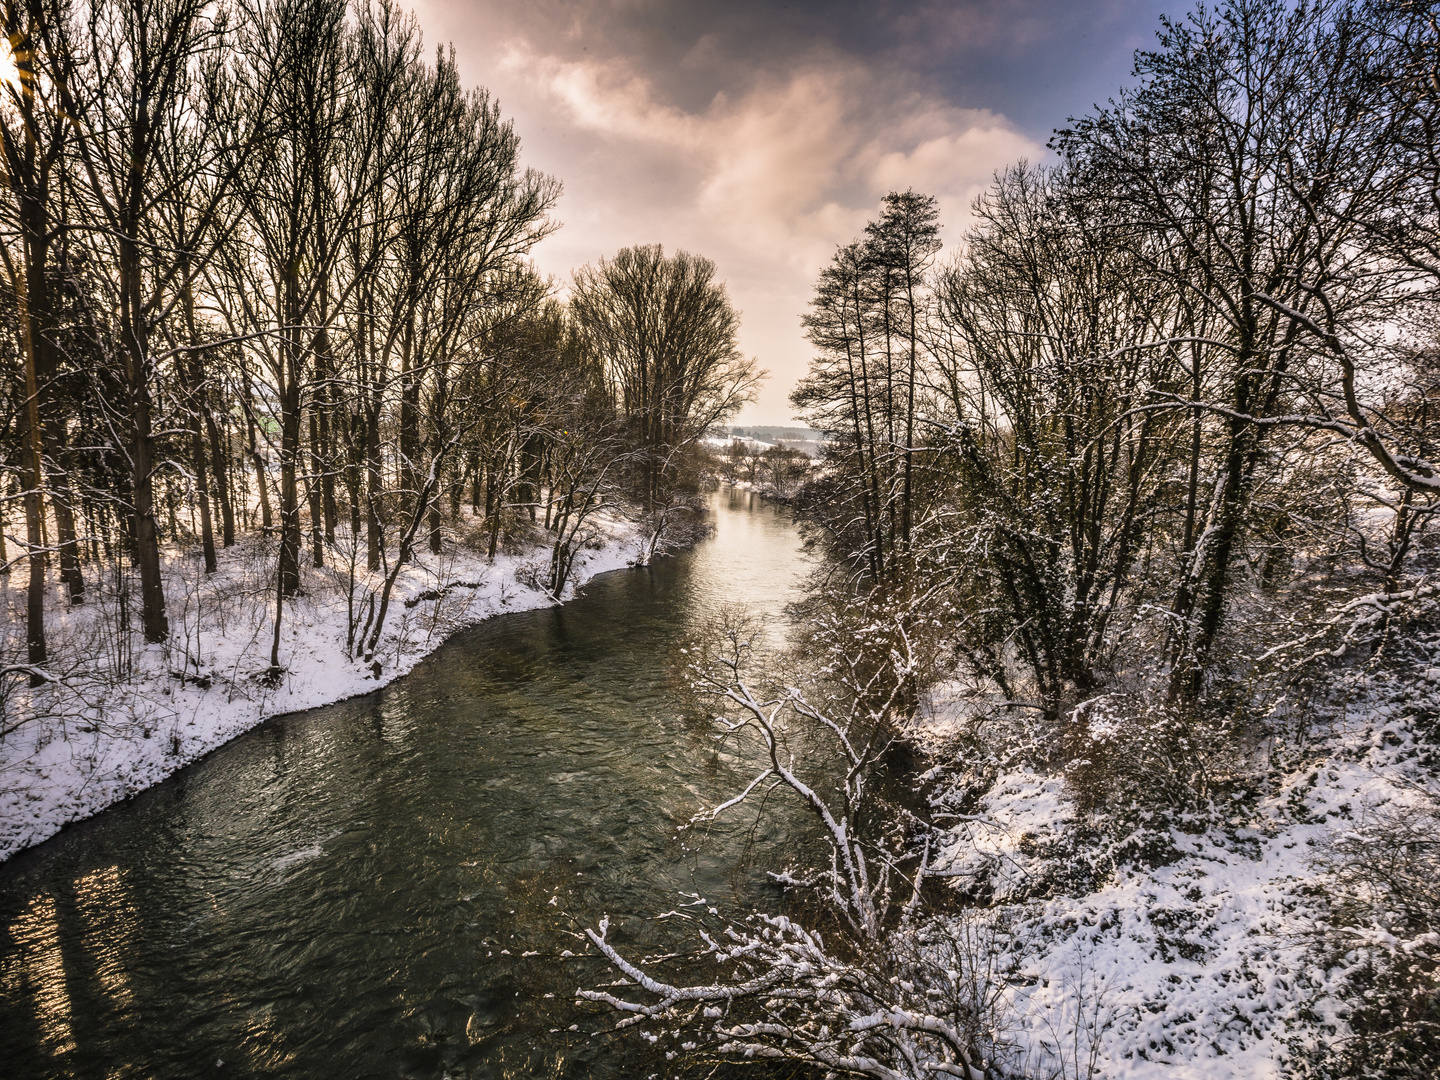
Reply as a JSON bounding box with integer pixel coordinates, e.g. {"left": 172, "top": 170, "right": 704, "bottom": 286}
{"left": 0, "top": 514, "right": 643, "bottom": 863}
{"left": 912, "top": 689, "right": 1438, "bottom": 1078}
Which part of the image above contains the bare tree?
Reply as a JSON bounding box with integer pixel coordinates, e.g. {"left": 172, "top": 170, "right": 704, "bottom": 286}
{"left": 1057, "top": 0, "right": 1405, "bottom": 699}
{"left": 37, "top": 0, "right": 248, "bottom": 641}
{"left": 0, "top": 0, "right": 85, "bottom": 631}
{"left": 570, "top": 244, "right": 759, "bottom": 520}
{"left": 924, "top": 164, "right": 1193, "bottom": 716}
{"left": 794, "top": 240, "right": 889, "bottom": 582}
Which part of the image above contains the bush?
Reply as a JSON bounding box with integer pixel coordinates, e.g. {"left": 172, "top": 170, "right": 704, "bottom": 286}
{"left": 453, "top": 515, "right": 493, "bottom": 555}
{"left": 514, "top": 557, "right": 552, "bottom": 594}
{"left": 1294, "top": 797, "right": 1440, "bottom": 1079}
{"left": 1061, "top": 694, "right": 1242, "bottom": 817}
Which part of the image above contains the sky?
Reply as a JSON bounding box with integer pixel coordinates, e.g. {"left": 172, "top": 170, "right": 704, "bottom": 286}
{"left": 408, "top": 0, "right": 1174, "bottom": 425}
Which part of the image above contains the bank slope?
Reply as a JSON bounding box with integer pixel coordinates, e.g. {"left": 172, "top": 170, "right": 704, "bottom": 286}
{"left": 0, "top": 517, "right": 643, "bottom": 863}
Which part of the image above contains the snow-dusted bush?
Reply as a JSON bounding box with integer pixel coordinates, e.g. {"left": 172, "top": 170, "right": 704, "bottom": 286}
{"left": 1062, "top": 694, "right": 1247, "bottom": 828}
{"left": 638, "top": 492, "right": 714, "bottom": 564}
{"left": 453, "top": 514, "right": 493, "bottom": 556}
{"left": 501, "top": 514, "right": 550, "bottom": 557}
{"left": 924, "top": 694, "right": 1256, "bottom": 904}
{"left": 1295, "top": 794, "right": 1440, "bottom": 1079}
{"left": 514, "top": 557, "right": 553, "bottom": 596}
{"left": 583, "top": 908, "right": 1010, "bottom": 1080}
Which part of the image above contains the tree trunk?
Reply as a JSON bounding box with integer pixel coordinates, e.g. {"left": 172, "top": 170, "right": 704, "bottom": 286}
{"left": 120, "top": 234, "right": 168, "bottom": 643}
{"left": 366, "top": 396, "right": 383, "bottom": 572}
{"left": 399, "top": 312, "right": 418, "bottom": 562}
{"left": 278, "top": 373, "right": 303, "bottom": 597}
{"left": 244, "top": 373, "right": 274, "bottom": 534}
{"left": 46, "top": 462, "right": 83, "bottom": 603}
{"left": 0, "top": 485, "right": 10, "bottom": 577}
{"left": 190, "top": 410, "right": 217, "bottom": 574}
{"left": 181, "top": 281, "right": 216, "bottom": 572}
{"left": 203, "top": 403, "right": 236, "bottom": 547}
{"left": 23, "top": 192, "right": 82, "bottom": 603}
{"left": 307, "top": 407, "right": 325, "bottom": 568}
{"left": 313, "top": 198, "right": 337, "bottom": 543}
{"left": 19, "top": 264, "right": 47, "bottom": 682}
{"left": 428, "top": 502, "right": 443, "bottom": 555}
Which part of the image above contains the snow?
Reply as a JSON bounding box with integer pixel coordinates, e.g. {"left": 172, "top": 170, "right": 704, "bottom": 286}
{"left": 915, "top": 702, "right": 1438, "bottom": 1078}
{"left": 0, "top": 512, "right": 643, "bottom": 863}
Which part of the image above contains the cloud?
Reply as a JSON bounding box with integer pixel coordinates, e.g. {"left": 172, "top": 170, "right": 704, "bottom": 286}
{"left": 411, "top": 0, "right": 1053, "bottom": 421}
{"left": 502, "top": 42, "right": 1040, "bottom": 267}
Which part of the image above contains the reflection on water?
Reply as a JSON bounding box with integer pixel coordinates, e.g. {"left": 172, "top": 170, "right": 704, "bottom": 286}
{"left": 0, "top": 487, "right": 812, "bottom": 1078}
{"left": 75, "top": 867, "right": 137, "bottom": 1012}
{"left": 10, "top": 893, "right": 75, "bottom": 1059}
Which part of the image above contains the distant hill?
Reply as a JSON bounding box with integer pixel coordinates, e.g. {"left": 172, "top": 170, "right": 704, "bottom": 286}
{"left": 726, "top": 426, "right": 822, "bottom": 443}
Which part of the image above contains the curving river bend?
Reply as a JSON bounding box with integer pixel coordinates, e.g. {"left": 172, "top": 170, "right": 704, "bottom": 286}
{"left": 0, "top": 487, "right": 817, "bottom": 1079}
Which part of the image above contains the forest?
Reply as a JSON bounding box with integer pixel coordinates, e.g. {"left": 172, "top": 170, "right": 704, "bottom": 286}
{"left": 0, "top": 0, "right": 757, "bottom": 720}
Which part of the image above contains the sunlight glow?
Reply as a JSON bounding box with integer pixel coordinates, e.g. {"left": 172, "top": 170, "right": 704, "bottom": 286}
{"left": 0, "top": 43, "right": 19, "bottom": 90}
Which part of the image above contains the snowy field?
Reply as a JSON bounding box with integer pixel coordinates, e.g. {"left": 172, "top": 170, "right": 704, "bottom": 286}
{"left": 0, "top": 514, "right": 643, "bottom": 863}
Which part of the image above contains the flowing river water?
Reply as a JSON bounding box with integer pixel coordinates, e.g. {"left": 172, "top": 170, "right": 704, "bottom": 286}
{"left": 0, "top": 487, "right": 819, "bottom": 1079}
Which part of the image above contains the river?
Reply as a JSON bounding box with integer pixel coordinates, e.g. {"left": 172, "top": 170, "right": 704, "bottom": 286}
{"left": 0, "top": 486, "right": 817, "bottom": 1079}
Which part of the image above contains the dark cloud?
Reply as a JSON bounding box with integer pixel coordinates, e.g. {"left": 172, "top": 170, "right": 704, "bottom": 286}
{"left": 436, "top": 0, "right": 1171, "bottom": 134}
{"left": 835, "top": 1, "right": 1171, "bottom": 129}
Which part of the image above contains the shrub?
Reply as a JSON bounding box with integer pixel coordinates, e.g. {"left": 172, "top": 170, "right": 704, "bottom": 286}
{"left": 1061, "top": 694, "right": 1242, "bottom": 817}
{"left": 1295, "top": 797, "right": 1440, "bottom": 1079}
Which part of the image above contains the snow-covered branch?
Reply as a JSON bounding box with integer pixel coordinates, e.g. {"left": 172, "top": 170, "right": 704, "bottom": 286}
{"left": 579, "top": 605, "right": 1004, "bottom": 1078}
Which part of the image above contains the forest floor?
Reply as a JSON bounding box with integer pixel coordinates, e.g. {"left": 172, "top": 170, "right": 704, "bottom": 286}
{"left": 914, "top": 683, "right": 1439, "bottom": 1078}
{"left": 0, "top": 511, "right": 644, "bottom": 863}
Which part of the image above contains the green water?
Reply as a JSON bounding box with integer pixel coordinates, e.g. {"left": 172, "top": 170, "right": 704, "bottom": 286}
{"left": 0, "top": 487, "right": 816, "bottom": 1078}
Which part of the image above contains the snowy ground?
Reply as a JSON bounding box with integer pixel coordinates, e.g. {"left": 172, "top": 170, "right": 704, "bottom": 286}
{"left": 0, "top": 512, "right": 643, "bottom": 863}
{"left": 913, "top": 694, "right": 1437, "bottom": 1078}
